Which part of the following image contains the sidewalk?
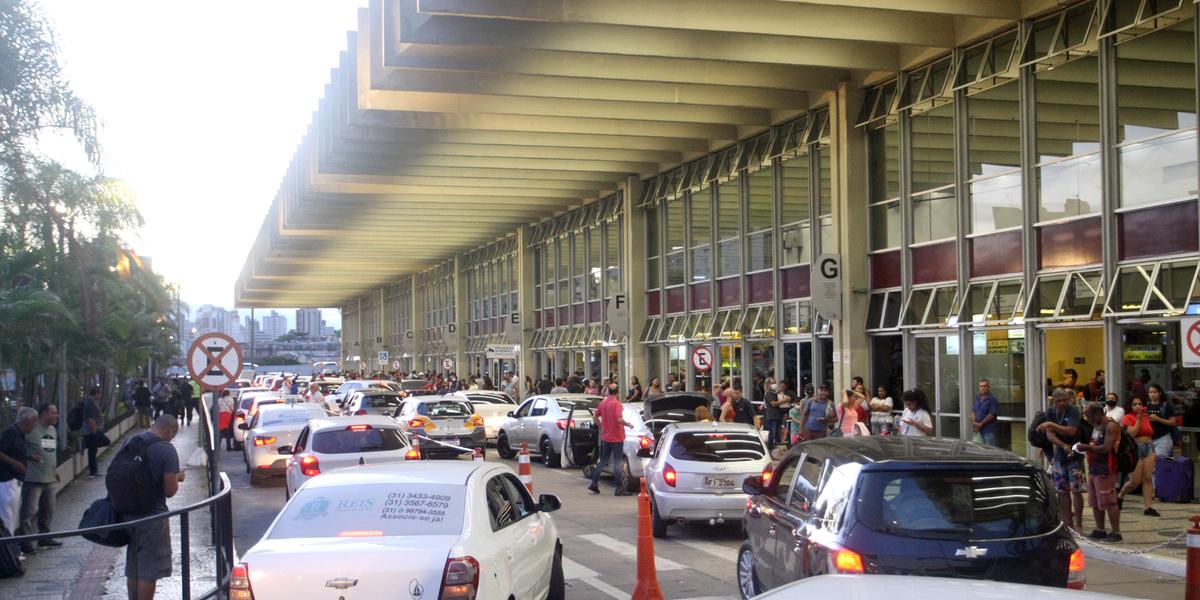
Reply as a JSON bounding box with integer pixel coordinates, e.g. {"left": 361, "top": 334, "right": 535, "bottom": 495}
{"left": 0, "top": 420, "right": 214, "bottom": 600}
{"left": 1074, "top": 495, "right": 1198, "bottom": 578}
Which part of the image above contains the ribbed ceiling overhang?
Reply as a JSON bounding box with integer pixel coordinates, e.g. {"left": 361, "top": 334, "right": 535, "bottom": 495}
{"left": 235, "top": 0, "right": 1049, "bottom": 308}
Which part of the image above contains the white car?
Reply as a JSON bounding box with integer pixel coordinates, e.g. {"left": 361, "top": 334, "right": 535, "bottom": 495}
{"left": 395, "top": 396, "right": 487, "bottom": 458}
{"left": 326, "top": 379, "right": 402, "bottom": 408}
{"left": 644, "top": 421, "right": 771, "bottom": 538}
{"left": 242, "top": 402, "right": 328, "bottom": 484}
{"left": 455, "top": 391, "right": 517, "bottom": 442}
{"left": 282, "top": 415, "right": 415, "bottom": 499}
{"left": 585, "top": 393, "right": 714, "bottom": 492}
{"left": 754, "top": 575, "right": 1136, "bottom": 600}
{"left": 233, "top": 461, "right": 565, "bottom": 600}
{"left": 342, "top": 389, "right": 406, "bottom": 416}
{"left": 233, "top": 391, "right": 285, "bottom": 449}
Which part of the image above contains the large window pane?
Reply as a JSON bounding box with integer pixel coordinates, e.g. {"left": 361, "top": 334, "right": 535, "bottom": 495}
{"left": 910, "top": 103, "right": 956, "bottom": 193}
{"left": 747, "top": 168, "right": 774, "bottom": 232}
{"left": 665, "top": 198, "right": 685, "bottom": 252}
{"left": 748, "top": 231, "right": 773, "bottom": 272}
{"left": 817, "top": 147, "right": 832, "bottom": 217}
{"left": 1121, "top": 129, "right": 1198, "bottom": 208}
{"left": 781, "top": 154, "right": 811, "bottom": 224}
{"left": 718, "top": 239, "right": 741, "bottom": 278}
{"left": 970, "top": 172, "right": 1023, "bottom": 233}
{"left": 1036, "top": 56, "right": 1100, "bottom": 162}
{"left": 781, "top": 222, "right": 811, "bottom": 266}
{"left": 646, "top": 257, "right": 660, "bottom": 290}
{"left": 967, "top": 82, "right": 1021, "bottom": 178}
{"left": 645, "top": 206, "right": 660, "bottom": 258}
{"left": 1038, "top": 153, "right": 1102, "bottom": 220}
{"left": 1116, "top": 20, "right": 1196, "bottom": 144}
{"left": 691, "top": 246, "right": 711, "bottom": 282}
{"left": 666, "top": 251, "right": 685, "bottom": 287}
{"left": 869, "top": 123, "right": 900, "bottom": 202}
{"left": 819, "top": 216, "right": 834, "bottom": 255}
{"left": 913, "top": 188, "right": 957, "bottom": 243}
{"left": 690, "top": 191, "right": 711, "bottom": 247}
{"left": 717, "top": 177, "right": 741, "bottom": 238}
{"left": 870, "top": 200, "right": 902, "bottom": 250}
{"left": 605, "top": 221, "right": 621, "bottom": 294}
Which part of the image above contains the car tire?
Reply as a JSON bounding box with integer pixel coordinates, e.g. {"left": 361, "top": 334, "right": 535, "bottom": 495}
{"left": 621, "top": 459, "right": 640, "bottom": 493}
{"left": 736, "top": 541, "right": 762, "bottom": 600}
{"left": 548, "top": 543, "right": 566, "bottom": 600}
{"left": 651, "top": 498, "right": 668, "bottom": 539}
{"left": 542, "top": 438, "right": 562, "bottom": 469}
{"left": 496, "top": 433, "right": 516, "bottom": 459}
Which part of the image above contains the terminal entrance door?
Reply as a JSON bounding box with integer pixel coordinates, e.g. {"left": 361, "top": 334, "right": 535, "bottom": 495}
{"left": 1042, "top": 326, "right": 1105, "bottom": 403}
{"left": 782, "top": 340, "right": 813, "bottom": 391}
{"left": 913, "top": 334, "right": 961, "bottom": 438}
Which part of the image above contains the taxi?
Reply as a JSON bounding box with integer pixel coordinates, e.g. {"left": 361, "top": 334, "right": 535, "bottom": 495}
{"left": 242, "top": 402, "right": 328, "bottom": 484}
{"left": 281, "top": 415, "right": 415, "bottom": 499}
{"left": 394, "top": 396, "right": 487, "bottom": 459}
{"left": 232, "top": 462, "right": 565, "bottom": 600}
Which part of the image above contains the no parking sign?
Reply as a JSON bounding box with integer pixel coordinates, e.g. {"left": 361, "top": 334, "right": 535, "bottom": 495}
{"left": 691, "top": 347, "right": 713, "bottom": 372}
{"left": 1183, "top": 317, "right": 1200, "bottom": 367}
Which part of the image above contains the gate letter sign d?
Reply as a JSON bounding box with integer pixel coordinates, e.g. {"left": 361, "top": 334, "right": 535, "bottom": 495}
{"left": 813, "top": 254, "right": 843, "bottom": 320}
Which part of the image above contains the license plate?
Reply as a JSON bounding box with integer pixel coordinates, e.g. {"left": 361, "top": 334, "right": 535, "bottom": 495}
{"left": 704, "top": 476, "right": 736, "bottom": 489}
{"left": 439, "top": 437, "right": 460, "bottom": 447}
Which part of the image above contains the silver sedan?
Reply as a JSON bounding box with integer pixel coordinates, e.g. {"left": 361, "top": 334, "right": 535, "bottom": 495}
{"left": 494, "top": 394, "right": 602, "bottom": 468}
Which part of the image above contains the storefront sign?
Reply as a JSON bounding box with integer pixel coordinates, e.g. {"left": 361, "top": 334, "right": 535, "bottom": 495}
{"left": 1125, "top": 344, "right": 1165, "bottom": 363}
{"left": 1182, "top": 317, "right": 1200, "bottom": 367}
{"left": 486, "top": 344, "right": 517, "bottom": 360}
{"left": 986, "top": 340, "right": 1009, "bottom": 355}
{"left": 607, "top": 294, "right": 629, "bottom": 338}
{"left": 812, "top": 254, "right": 842, "bottom": 320}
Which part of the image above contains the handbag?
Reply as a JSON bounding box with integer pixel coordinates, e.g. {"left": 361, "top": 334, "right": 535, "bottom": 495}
{"left": 88, "top": 431, "right": 111, "bottom": 448}
{"left": 829, "top": 405, "right": 846, "bottom": 438}
{"left": 79, "top": 498, "right": 130, "bottom": 547}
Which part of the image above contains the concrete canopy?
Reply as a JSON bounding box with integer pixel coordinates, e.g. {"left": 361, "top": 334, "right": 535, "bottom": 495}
{"left": 235, "top": 0, "right": 1044, "bottom": 308}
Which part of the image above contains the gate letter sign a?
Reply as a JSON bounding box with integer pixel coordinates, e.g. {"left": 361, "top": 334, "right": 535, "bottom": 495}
{"left": 812, "top": 254, "right": 843, "bottom": 320}
{"left": 186, "top": 332, "right": 243, "bottom": 391}
{"left": 1183, "top": 317, "right": 1200, "bottom": 367}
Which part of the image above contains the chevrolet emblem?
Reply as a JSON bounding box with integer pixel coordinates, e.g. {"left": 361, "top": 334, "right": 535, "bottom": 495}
{"left": 955, "top": 546, "right": 988, "bottom": 559}
{"left": 325, "top": 578, "right": 358, "bottom": 590}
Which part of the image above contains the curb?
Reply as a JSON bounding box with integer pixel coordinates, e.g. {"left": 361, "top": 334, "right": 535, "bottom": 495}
{"left": 1079, "top": 544, "right": 1186, "bottom": 578}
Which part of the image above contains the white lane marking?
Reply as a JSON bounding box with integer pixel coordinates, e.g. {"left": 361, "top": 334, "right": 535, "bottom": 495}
{"left": 578, "top": 533, "right": 685, "bottom": 570}
{"left": 562, "top": 557, "right": 631, "bottom": 600}
{"left": 670, "top": 539, "right": 737, "bottom": 563}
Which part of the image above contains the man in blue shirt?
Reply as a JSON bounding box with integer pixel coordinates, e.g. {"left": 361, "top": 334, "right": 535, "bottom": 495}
{"left": 1037, "top": 388, "right": 1085, "bottom": 531}
{"left": 972, "top": 379, "right": 1000, "bottom": 446}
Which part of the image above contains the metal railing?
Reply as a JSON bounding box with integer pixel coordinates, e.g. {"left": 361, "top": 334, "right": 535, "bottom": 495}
{"left": 6, "top": 392, "right": 235, "bottom": 600}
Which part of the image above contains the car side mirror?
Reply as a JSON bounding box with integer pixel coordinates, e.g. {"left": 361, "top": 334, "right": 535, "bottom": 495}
{"left": 742, "top": 475, "right": 765, "bottom": 496}
{"left": 636, "top": 447, "right": 653, "bottom": 459}
{"left": 276, "top": 445, "right": 292, "bottom": 455}
{"left": 237, "top": 423, "right": 249, "bottom": 431}
{"left": 506, "top": 411, "right": 515, "bottom": 418}
{"left": 538, "top": 494, "right": 562, "bottom": 513}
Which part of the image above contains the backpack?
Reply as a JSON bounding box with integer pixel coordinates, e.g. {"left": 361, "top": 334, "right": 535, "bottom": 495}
{"left": 79, "top": 497, "right": 130, "bottom": 547}
{"left": 105, "top": 435, "right": 161, "bottom": 516}
{"left": 1114, "top": 423, "right": 1139, "bottom": 475}
{"left": 67, "top": 404, "right": 84, "bottom": 432}
{"left": 1027, "top": 411, "right": 1051, "bottom": 450}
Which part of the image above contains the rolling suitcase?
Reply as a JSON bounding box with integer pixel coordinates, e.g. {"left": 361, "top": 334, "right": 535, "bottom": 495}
{"left": 1154, "top": 455, "right": 1195, "bottom": 503}
{"left": 0, "top": 524, "right": 25, "bottom": 578}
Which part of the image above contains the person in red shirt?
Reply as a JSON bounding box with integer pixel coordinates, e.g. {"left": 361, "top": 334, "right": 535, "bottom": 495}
{"left": 588, "top": 384, "right": 633, "bottom": 496}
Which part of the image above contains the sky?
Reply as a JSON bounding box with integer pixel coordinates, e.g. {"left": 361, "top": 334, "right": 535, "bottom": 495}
{"left": 36, "top": 0, "right": 364, "bottom": 327}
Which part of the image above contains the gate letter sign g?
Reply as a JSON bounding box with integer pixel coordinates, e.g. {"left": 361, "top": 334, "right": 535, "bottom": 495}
{"left": 813, "top": 253, "right": 843, "bottom": 320}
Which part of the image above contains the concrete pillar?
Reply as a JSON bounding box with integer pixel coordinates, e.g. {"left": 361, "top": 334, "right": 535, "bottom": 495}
{"left": 517, "top": 224, "right": 536, "bottom": 397}
{"left": 379, "top": 287, "right": 389, "bottom": 374}
{"left": 622, "top": 176, "right": 647, "bottom": 383}
{"left": 831, "top": 83, "right": 870, "bottom": 386}
{"left": 412, "top": 276, "right": 425, "bottom": 373}
{"left": 453, "top": 254, "right": 468, "bottom": 375}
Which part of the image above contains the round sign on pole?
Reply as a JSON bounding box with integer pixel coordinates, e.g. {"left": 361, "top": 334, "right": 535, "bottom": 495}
{"left": 392, "top": 360, "right": 401, "bottom": 371}
{"left": 691, "top": 346, "right": 714, "bottom": 372}
{"left": 443, "top": 358, "right": 455, "bottom": 371}
{"left": 186, "top": 332, "right": 244, "bottom": 391}
{"left": 1183, "top": 317, "right": 1200, "bottom": 368}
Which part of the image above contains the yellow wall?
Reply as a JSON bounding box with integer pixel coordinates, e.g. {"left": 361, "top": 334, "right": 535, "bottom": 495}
{"left": 1044, "top": 327, "right": 1105, "bottom": 386}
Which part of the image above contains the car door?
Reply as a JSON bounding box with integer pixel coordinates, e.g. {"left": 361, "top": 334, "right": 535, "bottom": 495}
{"left": 527, "top": 399, "right": 550, "bottom": 447}
{"left": 776, "top": 454, "right": 826, "bottom": 585}
{"left": 508, "top": 400, "right": 533, "bottom": 445}
{"left": 285, "top": 425, "right": 310, "bottom": 495}
{"left": 749, "top": 455, "right": 798, "bottom": 591}
{"left": 483, "top": 473, "right": 544, "bottom": 599}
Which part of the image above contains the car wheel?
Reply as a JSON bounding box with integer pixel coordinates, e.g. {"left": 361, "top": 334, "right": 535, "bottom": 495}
{"left": 542, "top": 438, "right": 562, "bottom": 469}
{"left": 496, "top": 433, "right": 516, "bottom": 459}
{"left": 651, "top": 498, "right": 668, "bottom": 539}
{"left": 736, "top": 541, "right": 762, "bottom": 600}
{"left": 621, "top": 459, "right": 640, "bottom": 493}
{"left": 547, "top": 543, "right": 566, "bottom": 600}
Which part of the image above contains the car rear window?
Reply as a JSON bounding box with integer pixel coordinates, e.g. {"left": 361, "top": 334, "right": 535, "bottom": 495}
{"left": 260, "top": 407, "right": 321, "bottom": 428}
{"left": 557, "top": 397, "right": 601, "bottom": 411}
{"left": 856, "top": 470, "right": 1058, "bottom": 541}
{"left": 362, "top": 395, "right": 403, "bottom": 409}
{"left": 469, "top": 395, "right": 514, "bottom": 405}
{"left": 417, "top": 401, "right": 473, "bottom": 418}
{"left": 312, "top": 426, "right": 407, "bottom": 454}
{"left": 271, "top": 483, "right": 465, "bottom": 539}
{"left": 668, "top": 432, "right": 766, "bottom": 462}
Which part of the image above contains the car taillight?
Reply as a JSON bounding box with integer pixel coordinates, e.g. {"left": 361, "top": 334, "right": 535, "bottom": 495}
{"left": 1067, "top": 548, "right": 1086, "bottom": 590}
{"left": 555, "top": 419, "right": 575, "bottom": 430}
{"left": 409, "top": 418, "right": 427, "bottom": 429}
{"left": 300, "top": 455, "right": 320, "bottom": 477}
{"left": 638, "top": 436, "right": 652, "bottom": 449}
{"left": 761, "top": 465, "right": 773, "bottom": 485}
{"left": 405, "top": 448, "right": 421, "bottom": 460}
{"left": 355, "top": 409, "right": 368, "bottom": 416}
{"left": 833, "top": 549, "right": 865, "bottom": 574}
{"left": 663, "top": 463, "right": 677, "bottom": 487}
{"left": 230, "top": 562, "right": 253, "bottom": 600}
{"left": 441, "top": 556, "right": 480, "bottom": 600}
{"left": 253, "top": 436, "right": 277, "bottom": 447}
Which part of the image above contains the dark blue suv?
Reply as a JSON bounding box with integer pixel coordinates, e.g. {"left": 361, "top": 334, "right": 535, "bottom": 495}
{"left": 737, "top": 437, "right": 1084, "bottom": 598}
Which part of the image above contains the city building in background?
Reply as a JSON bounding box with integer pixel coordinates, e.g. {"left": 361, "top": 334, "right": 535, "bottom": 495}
{"left": 296, "top": 308, "right": 324, "bottom": 337}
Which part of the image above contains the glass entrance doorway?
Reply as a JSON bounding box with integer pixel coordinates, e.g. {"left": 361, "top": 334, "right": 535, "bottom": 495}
{"left": 1042, "top": 327, "right": 1105, "bottom": 403}
{"left": 782, "top": 340, "right": 813, "bottom": 392}
{"left": 914, "top": 335, "right": 961, "bottom": 438}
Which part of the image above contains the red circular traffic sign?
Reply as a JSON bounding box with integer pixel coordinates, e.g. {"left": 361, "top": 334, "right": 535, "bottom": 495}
{"left": 692, "top": 346, "right": 714, "bottom": 372}
{"left": 1187, "top": 320, "right": 1200, "bottom": 357}
{"left": 186, "top": 332, "right": 244, "bottom": 391}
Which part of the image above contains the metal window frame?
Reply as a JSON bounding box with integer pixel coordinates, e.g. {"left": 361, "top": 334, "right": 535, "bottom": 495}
{"left": 748, "top": 304, "right": 776, "bottom": 339}
{"left": 899, "top": 283, "right": 959, "bottom": 329}
{"left": 639, "top": 317, "right": 662, "bottom": 344}
{"left": 1024, "top": 268, "right": 1105, "bottom": 321}
{"left": 690, "top": 311, "right": 716, "bottom": 341}
{"left": 1101, "top": 0, "right": 1187, "bottom": 42}
{"left": 1020, "top": 0, "right": 1101, "bottom": 70}
{"left": 1104, "top": 258, "right": 1200, "bottom": 316}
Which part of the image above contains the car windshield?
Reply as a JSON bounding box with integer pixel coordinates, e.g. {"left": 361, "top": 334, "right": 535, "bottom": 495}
{"left": 270, "top": 483, "right": 465, "bottom": 539}
{"left": 259, "top": 407, "right": 321, "bottom": 428}
{"left": 400, "top": 381, "right": 428, "bottom": 391}
{"left": 312, "top": 426, "right": 407, "bottom": 454}
{"left": 668, "top": 431, "right": 766, "bottom": 462}
{"left": 856, "top": 470, "right": 1058, "bottom": 541}
{"left": 361, "top": 395, "right": 403, "bottom": 409}
{"left": 556, "top": 397, "right": 601, "bottom": 411}
{"left": 417, "top": 401, "right": 473, "bottom": 418}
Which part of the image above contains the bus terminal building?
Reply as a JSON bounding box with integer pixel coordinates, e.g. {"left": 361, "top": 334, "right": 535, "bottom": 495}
{"left": 237, "top": 0, "right": 1200, "bottom": 457}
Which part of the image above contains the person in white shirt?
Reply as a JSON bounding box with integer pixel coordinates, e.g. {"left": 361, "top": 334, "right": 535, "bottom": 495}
{"left": 898, "top": 388, "right": 933, "bottom": 437}
{"left": 869, "top": 385, "right": 894, "bottom": 435}
{"left": 1104, "top": 392, "right": 1125, "bottom": 423}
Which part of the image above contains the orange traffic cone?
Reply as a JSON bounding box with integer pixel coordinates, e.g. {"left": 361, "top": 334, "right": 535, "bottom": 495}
{"left": 518, "top": 442, "right": 533, "bottom": 494}
{"left": 473, "top": 447, "right": 484, "bottom": 462}
{"left": 632, "top": 477, "right": 664, "bottom": 600}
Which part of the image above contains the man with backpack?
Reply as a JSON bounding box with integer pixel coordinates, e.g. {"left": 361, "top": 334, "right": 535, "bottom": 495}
{"left": 1074, "top": 402, "right": 1123, "bottom": 542}
{"left": 107, "top": 415, "right": 183, "bottom": 600}
{"left": 1036, "top": 388, "right": 1086, "bottom": 532}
